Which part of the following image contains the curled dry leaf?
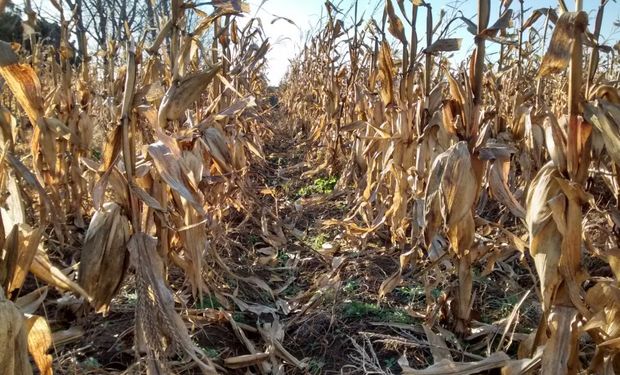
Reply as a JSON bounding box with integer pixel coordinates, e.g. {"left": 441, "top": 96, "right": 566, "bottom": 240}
{"left": 424, "top": 38, "right": 462, "bottom": 54}
{"left": 538, "top": 11, "right": 588, "bottom": 78}
{"left": 0, "top": 41, "right": 43, "bottom": 125}
{"left": 386, "top": 0, "right": 407, "bottom": 45}
{"left": 488, "top": 160, "right": 526, "bottom": 219}
{"left": 0, "top": 297, "right": 33, "bottom": 375}
{"left": 25, "top": 315, "right": 52, "bottom": 375}
{"left": 203, "top": 127, "right": 233, "bottom": 173}
{"left": 148, "top": 141, "right": 206, "bottom": 216}
{"left": 30, "top": 249, "right": 92, "bottom": 302}
{"left": 5, "top": 225, "right": 44, "bottom": 293}
{"left": 78, "top": 202, "right": 130, "bottom": 314}
{"left": 14, "top": 286, "right": 48, "bottom": 314}
{"left": 158, "top": 64, "right": 222, "bottom": 126}
{"left": 584, "top": 101, "right": 620, "bottom": 166}
{"left": 525, "top": 163, "right": 563, "bottom": 312}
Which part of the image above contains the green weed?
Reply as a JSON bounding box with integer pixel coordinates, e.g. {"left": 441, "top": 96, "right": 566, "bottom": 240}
{"left": 341, "top": 301, "right": 414, "bottom": 324}
{"left": 296, "top": 175, "right": 338, "bottom": 197}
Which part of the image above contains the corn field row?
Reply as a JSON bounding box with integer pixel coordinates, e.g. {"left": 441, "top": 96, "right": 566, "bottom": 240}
{"left": 281, "top": 0, "right": 620, "bottom": 373}
{"left": 0, "top": 0, "right": 620, "bottom": 373}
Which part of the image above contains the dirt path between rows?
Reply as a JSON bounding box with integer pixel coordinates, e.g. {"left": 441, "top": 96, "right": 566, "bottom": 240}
{"left": 51, "top": 108, "right": 538, "bottom": 375}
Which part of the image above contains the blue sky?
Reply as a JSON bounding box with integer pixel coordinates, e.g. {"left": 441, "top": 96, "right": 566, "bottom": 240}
{"left": 239, "top": 0, "right": 620, "bottom": 84}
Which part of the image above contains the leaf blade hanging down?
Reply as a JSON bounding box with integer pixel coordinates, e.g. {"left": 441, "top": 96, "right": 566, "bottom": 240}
{"left": 158, "top": 63, "right": 222, "bottom": 126}
{"left": 386, "top": 0, "right": 407, "bottom": 45}
{"left": 525, "top": 163, "right": 564, "bottom": 312}
{"left": 488, "top": 159, "right": 526, "bottom": 219}
{"left": 480, "top": 9, "right": 513, "bottom": 37}
{"left": 0, "top": 297, "right": 33, "bottom": 375}
{"left": 5, "top": 226, "right": 44, "bottom": 293}
{"left": 30, "top": 249, "right": 92, "bottom": 302}
{"left": 377, "top": 40, "right": 396, "bottom": 107}
{"left": 147, "top": 141, "right": 206, "bottom": 216}
{"left": 584, "top": 101, "right": 620, "bottom": 166}
{"left": 537, "top": 11, "right": 588, "bottom": 78}
{"left": 129, "top": 233, "right": 217, "bottom": 375}
{"left": 78, "top": 202, "right": 130, "bottom": 314}
{"left": 424, "top": 38, "right": 462, "bottom": 54}
{"left": 523, "top": 8, "right": 558, "bottom": 30}
{"left": 0, "top": 41, "right": 43, "bottom": 125}
{"left": 25, "top": 315, "right": 52, "bottom": 375}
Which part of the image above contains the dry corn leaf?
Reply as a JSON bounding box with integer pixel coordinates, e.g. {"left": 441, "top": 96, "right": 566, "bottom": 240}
{"left": 6, "top": 225, "right": 44, "bottom": 293}
{"left": 202, "top": 127, "right": 233, "bottom": 173}
{"left": 424, "top": 38, "right": 462, "bottom": 54}
{"left": 403, "top": 351, "right": 511, "bottom": 375}
{"left": 541, "top": 307, "right": 579, "bottom": 374}
{"left": 0, "top": 41, "right": 43, "bottom": 125}
{"left": 584, "top": 101, "right": 620, "bottom": 166}
{"left": 501, "top": 347, "right": 543, "bottom": 374}
{"left": 14, "top": 286, "right": 48, "bottom": 314}
{"left": 378, "top": 40, "right": 395, "bottom": 107}
{"left": 25, "top": 315, "right": 52, "bottom": 375}
{"left": 386, "top": 0, "right": 407, "bottom": 45}
{"left": 423, "top": 324, "right": 452, "bottom": 363}
{"left": 488, "top": 160, "right": 526, "bottom": 219}
{"left": 439, "top": 142, "right": 477, "bottom": 229}
{"left": 224, "top": 353, "right": 270, "bottom": 369}
{"left": 0, "top": 167, "right": 25, "bottom": 232}
{"left": 480, "top": 9, "right": 513, "bottom": 38}
{"left": 523, "top": 8, "right": 558, "bottom": 30}
{"left": 30, "top": 250, "right": 92, "bottom": 302}
{"left": 379, "top": 270, "right": 402, "bottom": 299}
{"left": 0, "top": 106, "right": 17, "bottom": 147}
{"left": 526, "top": 163, "right": 563, "bottom": 312}
{"left": 0, "top": 225, "right": 18, "bottom": 290}
{"left": 129, "top": 233, "right": 217, "bottom": 374}
{"left": 538, "top": 11, "right": 588, "bottom": 78}
{"left": 158, "top": 64, "right": 222, "bottom": 125}
{"left": 211, "top": 0, "right": 250, "bottom": 13}
{"left": 0, "top": 297, "right": 33, "bottom": 375}
{"left": 147, "top": 141, "right": 206, "bottom": 216}
{"left": 543, "top": 115, "right": 567, "bottom": 171}
{"left": 214, "top": 95, "right": 256, "bottom": 119}
{"left": 78, "top": 202, "right": 130, "bottom": 314}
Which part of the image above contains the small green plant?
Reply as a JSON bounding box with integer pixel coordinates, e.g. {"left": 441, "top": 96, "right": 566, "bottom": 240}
{"left": 80, "top": 357, "right": 101, "bottom": 369}
{"left": 307, "top": 358, "right": 325, "bottom": 375}
{"left": 202, "top": 347, "right": 220, "bottom": 359}
{"left": 341, "top": 301, "right": 414, "bottom": 324}
{"left": 296, "top": 175, "right": 338, "bottom": 197}
{"left": 343, "top": 279, "right": 360, "bottom": 294}
{"left": 314, "top": 175, "right": 338, "bottom": 193}
{"left": 308, "top": 233, "right": 327, "bottom": 250}
{"left": 91, "top": 148, "right": 102, "bottom": 161}
{"left": 384, "top": 357, "right": 398, "bottom": 370}
{"left": 277, "top": 250, "right": 291, "bottom": 261}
